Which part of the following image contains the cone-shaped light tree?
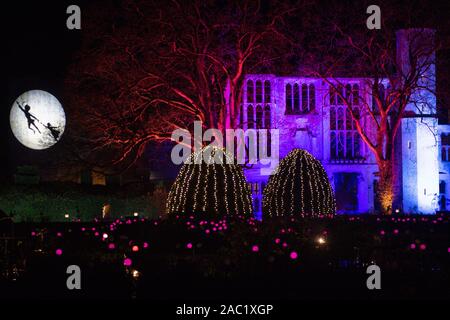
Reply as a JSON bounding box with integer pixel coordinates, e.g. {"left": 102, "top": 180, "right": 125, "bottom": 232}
{"left": 263, "top": 149, "right": 336, "bottom": 217}
{"left": 166, "top": 146, "right": 253, "bottom": 216}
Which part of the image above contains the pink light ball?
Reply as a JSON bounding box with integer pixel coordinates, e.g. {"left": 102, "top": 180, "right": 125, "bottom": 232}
{"left": 143, "top": 242, "right": 149, "bottom": 249}
{"left": 419, "top": 244, "right": 426, "bottom": 251}
{"left": 108, "top": 243, "right": 116, "bottom": 250}
{"left": 123, "top": 258, "right": 132, "bottom": 267}
{"left": 410, "top": 243, "right": 416, "bottom": 250}
{"left": 251, "top": 245, "right": 259, "bottom": 252}
{"left": 290, "top": 251, "right": 298, "bottom": 260}
{"left": 132, "top": 245, "right": 139, "bottom": 252}
{"left": 55, "top": 249, "right": 63, "bottom": 256}
{"left": 186, "top": 243, "right": 193, "bottom": 249}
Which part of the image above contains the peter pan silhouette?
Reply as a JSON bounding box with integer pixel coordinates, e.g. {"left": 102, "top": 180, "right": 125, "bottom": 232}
{"left": 45, "top": 122, "right": 61, "bottom": 141}
{"left": 17, "top": 102, "right": 41, "bottom": 134}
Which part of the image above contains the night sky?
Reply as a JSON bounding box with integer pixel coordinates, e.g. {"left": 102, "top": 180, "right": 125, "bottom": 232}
{"left": 2, "top": 1, "right": 84, "bottom": 177}
{"left": 2, "top": 0, "right": 450, "bottom": 179}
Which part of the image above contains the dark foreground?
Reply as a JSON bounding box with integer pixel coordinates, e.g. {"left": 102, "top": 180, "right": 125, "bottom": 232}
{"left": 0, "top": 213, "right": 449, "bottom": 300}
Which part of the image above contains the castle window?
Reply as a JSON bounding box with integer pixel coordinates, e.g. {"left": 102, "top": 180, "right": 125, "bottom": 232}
{"left": 441, "top": 134, "right": 450, "bottom": 162}
{"left": 293, "top": 83, "right": 300, "bottom": 112}
{"left": 256, "top": 105, "right": 263, "bottom": 129}
{"left": 247, "top": 80, "right": 254, "bottom": 103}
{"left": 309, "top": 84, "right": 315, "bottom": 110}
{"left": 286, "top": 84, "right": 292, "bottom": 114}
{"left": 255, "top": 80, "right": 263, "bottom": 103}
{"left": 345, "top": 84, "right": 352, "bottom": 103}
{"left": 264, "top": 105, "right": 271, "bottom": 128}
{"left": 330, "top": 108, "right": 336, "bottom": 130}
{"left": 247, "top": 105, "right": 254, "bottom": 129}
{"left": 264, "top": 105, "right": 271, "bottom": 156}
{"left": 337, "top": 85, "right": 344, "bottom": 104}
{"left": 302, "top": 83, "right": 308, "bottom": 111}
{"left": 330, "top": 105, "right": 362, "bottom": 162}
{"left": 330, "top": 86, "right": 336, "bottom": 105}
{"left": 352, "top": 84, "right": 359, "bottom": 105}
{"left": 286, "top": 82, "right": 315, "bottom": 115}
{"left": 264, "top": 81, "right": 271, "bottom": 103}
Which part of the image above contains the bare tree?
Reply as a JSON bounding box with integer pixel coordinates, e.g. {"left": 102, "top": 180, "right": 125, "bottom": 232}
{"left": 299, "top": 3, "right": 439, "bottom": 214}
{"left": 65, "top": 0, "right": 298, "bottom": 172}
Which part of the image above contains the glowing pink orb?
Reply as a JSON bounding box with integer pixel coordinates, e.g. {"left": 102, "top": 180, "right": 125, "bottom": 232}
{"left": 447, "top": 247, "right": 450, "bottom": 253}
{"left": 393, "top": 229, "right": 399, "bottom": 234}
{"left": 275, "top": 238, "right": 280, "bottom": 244}
{"left": 380, "top": 230, "right": 385, "bottom": 236}
{"left": 57, "top": 232, "right": 62, "bottom": 237}
{"left": 410, "top": 243, "right": 416, "bottom": 250}
{"left": 251, "top": 245, "right": 259, "bottom": 252}
{"left": 108, "top": 243, "right": 115, "bottom": 250}
{"left": 205, "top": 229, "right": 210, "bottom": 234}
{"left": 290, "top": 251, "right": 298, "bottom": 260}
{"left": 94, "top": 232, "right": 99, "bottom": 237}
{"left": 31, "top": 231, "right": 36, "bottom": 236}
{"left": 282, "top": 242, "right": 288, "bottom": 248}
{"left": 55, "top": 249, "right": 63, "bottom": 256}
{"left": 81, "top": 227, "right": 86, "bottom": 231}
{"left": 132, "top": 245, "right": 139, "bottom": 252}
{"left": 102, "top": 233, "right": 108, "bottom": 239}
{"left": 186, "top": 243, "right": 193, "bottom": 249}
{"left": 143, "top": 242, "right": 149, "bottom": 249}
{"left": 419, "top": 244, "right": 426, "bottom": 251}
{"left": 123, "top": 258, "right": 132, "bottom": 267}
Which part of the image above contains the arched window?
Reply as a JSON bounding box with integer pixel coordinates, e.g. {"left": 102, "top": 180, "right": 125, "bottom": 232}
{"left": 352, "top": 84, "right": 359, "bottom": 105}
{"left": 264, "top": 81, "right": 271, "bottom": 103}
{"left": 330, "top": 87, "right": 336, "bottom": 105}
{"left": 247, "top": 80, "right": 254, "bottom": 103}
{"left": 337, "top": 108, "right": 344, "bottom": 130}
{"left": 293, "top": 83, "right": 300, "bottom": 112}
{"left": 264, "top": 105, "right": 271, "bottom": 129}
{"left": 346, "top": 108, "right": 352, "bottom": 130}
{"left": 337, "top": 85, "right": 344, "bottom": 104}
{"left": 330, "top": 107, "right": 336, "bottom": 130}
{"left": 301, "top": 84, "right": 308, "bottom": 112}
{"left": 247, "top": 105, "right": 254, "bottom": 129}
{"left": 256, "top": 105, "right": 263, "bottom": 129}
{"left": 345, "top": 84, "right": 352, "bottom": 103}
{"left": 286, "top": 84, "right": 292, "bottom": 114}
{"left": 255, "top": 80, "right": 263, "bottom": 103}
{"left": 330, "top": 104, "right": 362, "bottom": 162}
{"left": 309, "top": 84, "right": 315, "bottom": 110}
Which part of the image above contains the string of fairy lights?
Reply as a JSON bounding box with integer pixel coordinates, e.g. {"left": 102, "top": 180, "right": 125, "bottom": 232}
{"left": 166, "top": 146, "right": 253, "bottom": 216}
{"left": 263, "top": 149, "right": 336, "bottom": 217}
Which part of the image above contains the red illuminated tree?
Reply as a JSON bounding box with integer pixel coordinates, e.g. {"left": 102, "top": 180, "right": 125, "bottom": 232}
{"left": 65, "top": 0, "right": 298, "bottom": 171}
{"left": 297, "top": 2, "right": 442, "bottom": 214}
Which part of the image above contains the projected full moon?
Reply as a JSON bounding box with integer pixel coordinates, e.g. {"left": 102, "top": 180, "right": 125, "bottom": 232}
{"left": 10, "top": 90, "right": 66, "bottom": 150}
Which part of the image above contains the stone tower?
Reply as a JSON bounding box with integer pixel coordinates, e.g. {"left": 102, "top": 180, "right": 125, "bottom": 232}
{"left": 397, "top": 29, "right": 438, "bottom": 213}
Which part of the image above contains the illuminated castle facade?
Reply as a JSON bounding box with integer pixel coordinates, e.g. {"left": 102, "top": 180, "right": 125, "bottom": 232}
{"left": 239, "top": 29, "right": 449, "bottom": 217}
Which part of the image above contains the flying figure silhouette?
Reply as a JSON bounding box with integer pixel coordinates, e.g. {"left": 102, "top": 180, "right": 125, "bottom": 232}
{"left": 16, "top": 102, "right": 41, "bottom": 134}
{"left": 45, "top": 122, "right": 61, "bottom": 142}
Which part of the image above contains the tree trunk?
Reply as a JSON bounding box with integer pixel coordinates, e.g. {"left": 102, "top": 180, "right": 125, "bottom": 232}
{"left": 377, "top": 160, "right": 394, "bottom": 215}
